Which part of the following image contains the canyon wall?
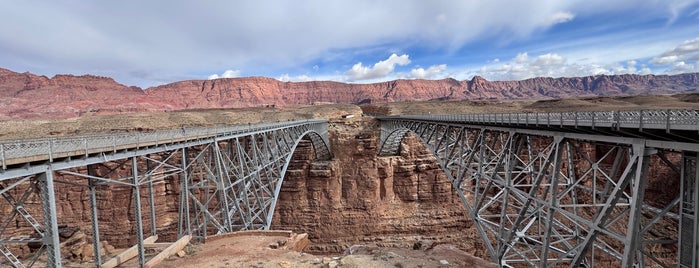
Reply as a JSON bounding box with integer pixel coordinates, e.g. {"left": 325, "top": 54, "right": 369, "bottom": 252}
{"left": 1, "top": 67, "right": 698, "bottom": 119}
{"left": 271, "top": 117, "right": 486, "bottom": 257}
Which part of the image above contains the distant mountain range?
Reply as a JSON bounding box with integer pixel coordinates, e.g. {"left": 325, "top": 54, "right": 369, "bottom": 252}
{"left": 1, "top": 67, "right": 697, "bottom": 119}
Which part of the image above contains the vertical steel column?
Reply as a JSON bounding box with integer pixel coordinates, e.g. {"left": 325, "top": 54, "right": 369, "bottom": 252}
{"left": 621, "top": 145, "right": 651, "bottom": 267}
{"left": 679, "top": 151, "right": 698, "bottom": 268}
{"left": 38, "top": 170, "right": 61, "bottom": 268}
{"left": 87, "top": 165, "right": 102, "bottom": 267}
{"left": 541, "top": 137, "right": 565, "bottom": 267}
{"left": 131, "top": 157, "right": 146, "bottom": 267}
{"left": 146, "top": 157, "right": 157, "bottom": 236}
{"left": 214, "top": 142, "right": 232, "bottom": 232}
{"left": 178, "top": 147, "right": 191, "bottom": 237}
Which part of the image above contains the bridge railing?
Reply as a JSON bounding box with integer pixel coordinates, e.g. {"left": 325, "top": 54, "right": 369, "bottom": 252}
{"left": 0, "top": 119, "right": 325, "bottom": 169}
{"left": 386, "top": 109, "right": 699, "bottom": 131}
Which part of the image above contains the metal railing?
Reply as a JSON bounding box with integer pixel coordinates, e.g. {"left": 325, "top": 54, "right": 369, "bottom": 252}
{"left": 387, "top": 109, "right": 699, "bottom": 131}
{"left": 0, "top": 119, "right": 326, "bottom": 169}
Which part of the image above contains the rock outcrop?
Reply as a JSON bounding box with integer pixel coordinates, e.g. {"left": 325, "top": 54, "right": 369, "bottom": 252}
{"left": 271, "top": 117, "right": 487, "bottom": 256}
{"left": 1, "top": 67, "right": 698, "bottom": 119}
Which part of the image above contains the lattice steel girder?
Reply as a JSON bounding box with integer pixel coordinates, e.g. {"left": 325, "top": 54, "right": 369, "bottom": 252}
{"left": 379, "top": 118, "right": 697, "bottom": 268}
{"left": 0, "top": 120, "right": 331, "bottom": 267}
{"left": 182, "top": 122, "right": 331, "bottom": 240}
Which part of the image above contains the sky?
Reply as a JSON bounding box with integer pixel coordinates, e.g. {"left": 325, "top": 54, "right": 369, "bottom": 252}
{"left": 1, "top": 1, "right": 698, "bottom": 88}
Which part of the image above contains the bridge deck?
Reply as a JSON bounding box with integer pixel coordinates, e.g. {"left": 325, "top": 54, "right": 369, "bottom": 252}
{"left": 0, "top": 120, "right": 326, "bottom": 174}
{"left": 380, "top": 109, "right": 699, "bottom": 143}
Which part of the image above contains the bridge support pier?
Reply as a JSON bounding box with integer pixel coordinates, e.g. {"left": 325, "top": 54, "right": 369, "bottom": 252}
{"left": 87, "top": 165, "right": 102, "bottom": 267}
{"left": 38, "top": 170, "right": 61, "bottom": 268}
{"left": 131, "top": 157, "right": 146, "bottom": 267}
{"left": 679, "top": 152, "right": 698, "bottom": 268}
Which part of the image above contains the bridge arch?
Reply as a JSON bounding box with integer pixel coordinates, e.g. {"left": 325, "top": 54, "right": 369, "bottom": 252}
{"left": 267, "top": 129, "right": 331, "bottom": 226}
{"left": 377, "top": 128, "right": 412, "bottom": 156}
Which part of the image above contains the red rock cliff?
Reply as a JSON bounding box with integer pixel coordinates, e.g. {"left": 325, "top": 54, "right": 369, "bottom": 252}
{"left": 1, "top": 67, "right": 698, "bottom": 119}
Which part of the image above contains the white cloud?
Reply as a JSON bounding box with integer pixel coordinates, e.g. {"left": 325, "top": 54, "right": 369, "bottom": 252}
{"left": 0, "top": 1, "right": 698, "bottom": 86}
{"left": 668, "top": 61, "right": 697, "bottom": 73}
{"left": 514, "top": 53, "right": 529, "bottom": 64}
{"left": 344, "top": 54, "right": 411, "bottom": 82}
{"left": 208, "top": 69, "right": 241, "bottom": 80}
{"left": 469, "top": 36, "right": 699, "bottom": 81}
{"left": 532, "top": 53, "right": 566, "bottom": 66}
{"left": 278, "top": 74, "right": 313, "bottom": 82}
{"left": 544, "top": 11, "right": 575, "bottom": 26}
{"left": 651, "top": 37, "right": 699, "bottom": 66}
{"left": 410, "top": 64, "right": 447, "bottom": 79}
{"left": 472, "top": 52, "right": 652, "bottom": 81}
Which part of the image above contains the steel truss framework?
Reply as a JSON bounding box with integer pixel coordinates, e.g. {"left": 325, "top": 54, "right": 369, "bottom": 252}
{"left": 379, "top": 118, "right": 699, "bottom": 268}
{"left": 0, "top": 120, "right": 331, "bottom": 268}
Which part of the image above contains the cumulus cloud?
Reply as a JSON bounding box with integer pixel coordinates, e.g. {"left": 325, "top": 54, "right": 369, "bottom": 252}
{"left": 208, "top": 69, "right": 241, "bottom": 80}
{"left": 533, "top": 53, "right": 566, "bottom": 66}
{"left": 473, "top": 52, "right": 653, "bottom": 81}
{"left": 651, "top": 37, "right": 699, "bottom": 67}
{"left": 344, "top": 54, "right": 411, "bottom": 82}
{"left": 410, "top": 64, "right": 447, "bottom": 79}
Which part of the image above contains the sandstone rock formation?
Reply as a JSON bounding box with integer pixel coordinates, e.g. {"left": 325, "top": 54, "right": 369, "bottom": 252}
{"left": 1, "top": 67, "right": 698, "bottom": 119}
{"left": 271, "top": 117, "right": 487, "bottom": 257}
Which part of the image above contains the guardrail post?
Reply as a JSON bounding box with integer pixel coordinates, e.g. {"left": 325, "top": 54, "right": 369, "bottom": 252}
{"left": 665, "top": 109, "right": 671, "bottom": 133}
{"left": 0, "top": 144, "right": 5, "bottom": 170}
{"left": 525, "top": 113, "right": 529, "bottom": 125}
{"left": 49, "top": 140, "right": 54, "bottom": 162}
{"left": 84, "top": 138, "right": 89, "bottom": 157}
{"left": 592, "top": 112, "right": 596, "bottom": 129}
{"left": 639, "top": 110, "right": 645, "bottom": 131}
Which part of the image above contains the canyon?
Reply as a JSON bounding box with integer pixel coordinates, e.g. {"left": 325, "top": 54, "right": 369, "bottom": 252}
{"left": 0, "top": 115, "right": 681, "bottom": 267}
{"left": 1, "top": 67, "right": 698, "bottom": 119}
{"left": 0, "top": 116, "right": 492, "bottom": 266}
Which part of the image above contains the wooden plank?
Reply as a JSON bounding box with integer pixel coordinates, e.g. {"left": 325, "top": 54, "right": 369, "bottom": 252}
{"left": 144, "top": 235, "right": 192, "bottom": 268}
{"left": 102, "top": 235, "right": 158, "bottom": 268}
{"left": 143, "top": 243, "right": 172, "bottom": 249}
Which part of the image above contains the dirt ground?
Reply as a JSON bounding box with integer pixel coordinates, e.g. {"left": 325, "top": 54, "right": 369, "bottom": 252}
{"left": 0, "top": 104, "right": 362, "bottom": 141}
{"left": 158, "top": 232, "right": 497, "bottom": 268}
{"left": 362, "top": 92, "right": 699, "bottom": 115}
{"left": 2, "top": 93, "right": 698, "bottom": 141}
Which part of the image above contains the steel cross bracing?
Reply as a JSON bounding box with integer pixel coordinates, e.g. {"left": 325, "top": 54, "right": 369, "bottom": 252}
{"left": 0, "top": 120, "right": 331, "bottom": 268}
{"left": 378, "top": 112, "right": 699, "bottom": 268}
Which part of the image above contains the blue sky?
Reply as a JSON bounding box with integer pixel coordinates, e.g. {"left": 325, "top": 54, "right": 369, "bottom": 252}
{"left": 0, "top": 1, "right": 698, "bottom": 88}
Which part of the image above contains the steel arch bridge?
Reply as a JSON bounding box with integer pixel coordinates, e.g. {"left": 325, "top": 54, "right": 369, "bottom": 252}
{"left": 377, "top": 110, "right": 699, "bottom": 268}
{"left": 0, "top": 120, "right": 331, "bottom": 268}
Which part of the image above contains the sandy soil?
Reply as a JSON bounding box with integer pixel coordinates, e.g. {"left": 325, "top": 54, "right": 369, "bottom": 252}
{"left": 2, "top": 93, "right": 698, "bottom": 141}
{"left": 0, "top": 104, "right": 361, "bottom": 141}
{"left": 362, "top": 92, "right": 699, "bottom": 115}
{"left": 158, "top": 233, "right": 497, "bottom": 268}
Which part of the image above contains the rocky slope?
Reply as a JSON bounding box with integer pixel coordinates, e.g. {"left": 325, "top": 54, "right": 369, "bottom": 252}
{"left": 1, "top": 67, "right": 698, "bottom": 119}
